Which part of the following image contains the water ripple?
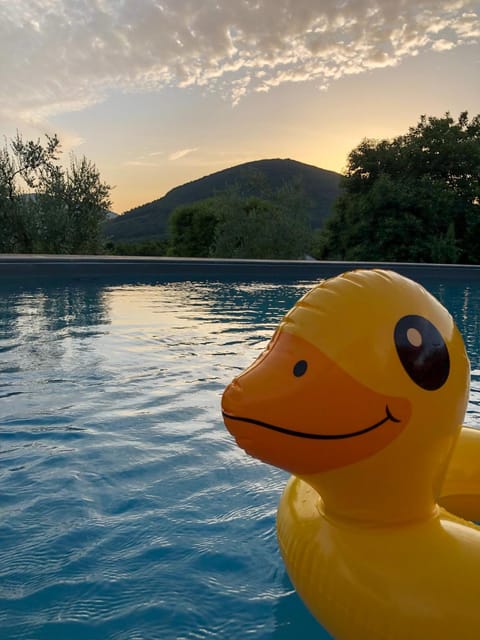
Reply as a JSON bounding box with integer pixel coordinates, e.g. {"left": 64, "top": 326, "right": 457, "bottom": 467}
{"left": 2, "top": 276, "right": 478, "bottom": 640}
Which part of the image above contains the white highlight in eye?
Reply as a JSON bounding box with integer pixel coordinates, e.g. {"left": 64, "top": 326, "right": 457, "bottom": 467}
{"left": 407, "top": 327, "right": 422, "bottom": 347}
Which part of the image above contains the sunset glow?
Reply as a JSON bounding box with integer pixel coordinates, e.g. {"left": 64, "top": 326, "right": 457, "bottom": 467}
{"left": 1, "top": 1, "right": 478, "bottom": 213}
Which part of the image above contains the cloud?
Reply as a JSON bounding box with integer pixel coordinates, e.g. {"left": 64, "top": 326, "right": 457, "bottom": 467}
{"left": 124, "top": 148, "right": 199, "bottom": 165}
{"left": 169, "top": 148, "right": 199, "bottom": 161}
{"left": 1, "top": 0, "right": 478, "bottom": 120}
{"left": 432, "top": 38, "right": 457, "bottom": 51}
{"left": 123, "top": 159, "right": 162, "bottom": 168}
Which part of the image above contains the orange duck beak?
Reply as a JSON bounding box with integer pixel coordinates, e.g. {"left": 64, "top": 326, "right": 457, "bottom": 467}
{"left": 222, "top": 331, "right": 411, "bottom": 475}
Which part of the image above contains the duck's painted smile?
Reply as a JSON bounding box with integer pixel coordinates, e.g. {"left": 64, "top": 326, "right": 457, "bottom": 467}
{"left": 222, "top": 405, "right": 400, "bottom": 440}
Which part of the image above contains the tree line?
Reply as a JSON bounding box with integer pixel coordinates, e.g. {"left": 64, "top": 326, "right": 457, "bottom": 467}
{"left": 166, "top": 178, "right": 312, "bottom": 259}
{"left": 313, "top": 111, "right": 480, "bottom": 263}
{"left": 148, "top": 111, "right": 480, "bottom": 263}
{"left": 2, "top": 111, "right": 479, "bottom": 263}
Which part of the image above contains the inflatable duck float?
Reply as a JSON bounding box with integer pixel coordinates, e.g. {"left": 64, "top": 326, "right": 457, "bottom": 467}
{"left": 222, "top": 269, "right": 480, "bottom": 640}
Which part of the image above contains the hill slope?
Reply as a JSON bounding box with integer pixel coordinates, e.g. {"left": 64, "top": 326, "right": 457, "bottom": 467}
{"left": 105, "top": 158, "right": 342, "bottom": 243}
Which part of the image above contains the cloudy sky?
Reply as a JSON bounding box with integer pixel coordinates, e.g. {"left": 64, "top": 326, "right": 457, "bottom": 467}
{"left": 1, "top": 0, "right": 479, "bottom": 213}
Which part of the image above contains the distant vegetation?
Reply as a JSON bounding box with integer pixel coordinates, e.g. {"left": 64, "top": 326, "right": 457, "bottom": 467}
{"left": 105, "top": 239, "right": 168, "bottom": 256}
{"left": 0, "top": 133, "right": 111, "bottom": 254}
{"left": 105, "top": 112, "right": 480, "bottom": 264}
{"left": 313, "top": 112, "right": 480, "bottom": 264}
{"left": 104, "top": 158, "right": 342, "bottom": 244}
{"left": 2, "top": 112, "right": 479, "bottom": 263}
{"left": 168, "top": 180, "right": 312, "bottom": 259}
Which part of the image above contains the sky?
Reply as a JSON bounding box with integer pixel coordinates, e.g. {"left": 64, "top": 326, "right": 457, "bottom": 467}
{"left": 1, "top": 0, "right": 479, "bottom": 214}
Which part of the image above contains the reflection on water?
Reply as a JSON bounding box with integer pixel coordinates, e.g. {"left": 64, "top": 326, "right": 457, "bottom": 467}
{"left": 3, "top": 274, "right": 480, "bottom": 375}
{"left": 0, "top": 285, "right": 110, "bottom": 435}
{"left": 430, "top": 280, "right": 480, "bottom": 369}
{"left": 0, "top": 272, "right": 480, "bottom": 640}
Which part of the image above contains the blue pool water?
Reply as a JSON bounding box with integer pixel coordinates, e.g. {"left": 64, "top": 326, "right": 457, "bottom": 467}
{"left": 1, "top": 270, "right": 480, "bottom": 640}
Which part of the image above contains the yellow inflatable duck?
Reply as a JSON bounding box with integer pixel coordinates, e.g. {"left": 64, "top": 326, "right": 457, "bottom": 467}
{"left": 222, "top": 269, "right": 480, "bottom": 640}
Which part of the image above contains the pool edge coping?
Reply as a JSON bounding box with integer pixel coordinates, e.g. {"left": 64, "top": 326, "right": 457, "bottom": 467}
{"left": 1, "top": 254, "right": 480, "bottom": 280}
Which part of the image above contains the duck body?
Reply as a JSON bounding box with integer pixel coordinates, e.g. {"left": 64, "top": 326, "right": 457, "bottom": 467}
{"left": 439, "top": 425, "right": 480, "bottom": 521}
{"left": 278, "top": 477, "right": 480, "bottom": 640}
{"left": 222, "top": 269, "right": 480, "bottom": 639}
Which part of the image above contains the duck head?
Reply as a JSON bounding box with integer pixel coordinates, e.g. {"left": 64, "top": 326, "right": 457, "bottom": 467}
{"left": 222, "top": 270, "right": 470, "bottom": 524}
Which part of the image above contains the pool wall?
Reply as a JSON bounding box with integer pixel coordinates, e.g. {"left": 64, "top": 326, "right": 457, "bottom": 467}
{"left": 1, "top": 254, "right": 480, "bottom": 281}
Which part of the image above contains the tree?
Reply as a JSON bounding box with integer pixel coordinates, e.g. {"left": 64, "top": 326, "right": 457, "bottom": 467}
{"left": 0, "top": 133, "right": 60, "bottom": 252}
{"left": 38, "top": 156, "right": 112, "bottom": 253}
{"left": 314, "top": 112, "right": 480, "bottom": 263}
{"left": 167, "top": 178, "right": 312, "bottom": 259}
{"left": 0, "top": 132, "right": 111, "bottom": 254}
{"left": 168, "top": 199, "right": 220, "bottom": 257}
{"left": 212, "top": 192, "right": 311, "bottom": 259}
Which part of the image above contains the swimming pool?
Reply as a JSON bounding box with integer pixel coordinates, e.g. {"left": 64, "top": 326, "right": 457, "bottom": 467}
{"left": 1, "top": 267, "right": 480, "bottom": 640}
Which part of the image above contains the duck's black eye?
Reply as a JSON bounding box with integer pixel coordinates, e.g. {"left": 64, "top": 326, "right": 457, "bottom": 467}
{"left": 394, "top": 315, "right": 449, "bottom": 390}
{"left": 293, "top": 360, "right": 308, "bottom": 377}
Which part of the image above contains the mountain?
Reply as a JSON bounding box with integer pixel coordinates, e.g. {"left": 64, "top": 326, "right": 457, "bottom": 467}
{"left": 104, "top": 158, "right": 342, "bottom": 243}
